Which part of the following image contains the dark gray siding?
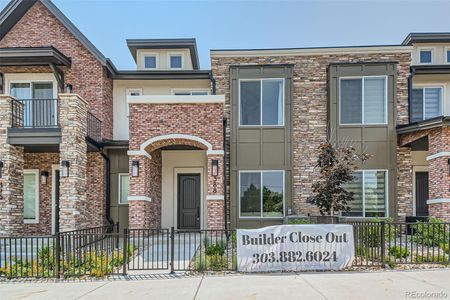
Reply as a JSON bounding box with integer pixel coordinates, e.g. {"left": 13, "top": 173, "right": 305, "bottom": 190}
{"left": 108, "top": 148, "right": 129, "bottom": 231}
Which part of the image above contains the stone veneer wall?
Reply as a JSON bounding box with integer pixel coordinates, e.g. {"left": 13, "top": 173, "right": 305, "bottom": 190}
{"left": 0, "top": 1, "right": 113, "bottom": 139}
{"left": 211, "top": 52, "right": 411, "bottom": 219}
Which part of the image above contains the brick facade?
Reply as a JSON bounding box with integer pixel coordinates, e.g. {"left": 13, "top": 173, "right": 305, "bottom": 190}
{"left": 211, "top": 52, "right": 411, "bottom": 220}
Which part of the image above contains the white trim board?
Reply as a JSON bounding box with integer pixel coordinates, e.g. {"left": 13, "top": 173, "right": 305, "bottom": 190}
{"left": 127, "top": 95, "right": 225, "bottom": 104}
{"left": 128, "top": 196, "right": 152, "bottom": 202}
{"left": 427, "top": 198, "right": 450, "bottom": 204}
{"left": 426, "top": 151, "right": 450, "bottom": 161}
{"left": 206, "top": 195, "right": 224, "bottom": 201}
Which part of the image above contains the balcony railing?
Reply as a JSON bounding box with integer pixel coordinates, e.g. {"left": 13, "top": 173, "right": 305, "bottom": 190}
{"left": 87, "top": 112, "right": 102, "bottom": 143}
{"left": 11, "top": 98, "right": 58, "bottom": 128}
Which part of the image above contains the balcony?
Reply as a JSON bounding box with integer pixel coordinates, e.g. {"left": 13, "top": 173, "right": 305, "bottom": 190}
{"left": 8, "top": 98, "right": 102, "bottom": 150}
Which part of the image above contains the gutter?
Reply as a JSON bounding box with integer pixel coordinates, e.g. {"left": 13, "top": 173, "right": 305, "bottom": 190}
{"left": 223, "top": 118, "right": 228, "bottom": 232}
{"left": 100, "top": 150, "right": 114, "bottom": 226}
{"left": 210, "top": 71, "right": 216, "bottom": 95}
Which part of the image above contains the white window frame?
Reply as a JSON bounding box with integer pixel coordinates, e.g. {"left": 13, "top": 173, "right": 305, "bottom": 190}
{"left": 342, "top": 169, "right": 389, "bottom": 218}
{"left": 142, "top": 53, "right": 159, "bottom": 69}
{"left": 445, "top": 47, "right": 450, "bottom": 64}
{"left": 339, "top": 75, "right": 388, "bottom": 126}
{"left": 238, "top": 78, "right": 285, "bottom": 127}
{"left": 167, "top": 52, "right": 184, "bottom": 69}
{"left": 418, "top": 47, "right": 434, "bottom": 64}
{"left": 118, "top": 173, "right": 130, "bottom": 205}
{"left": 24, "top": 169, "right": 40, "bottom": 224}
{"left": 171, "top": 88, "right": 210, "bottom": 95}
{"left": 238, "top": 170, "right": 285, "bottom": 219}
{"left": 412, "top": 85, "right": 444, "bottom": 120}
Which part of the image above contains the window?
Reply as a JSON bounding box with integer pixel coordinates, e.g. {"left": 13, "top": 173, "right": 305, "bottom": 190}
{"left": 419, "top": 50, "right": 432, "bottom": 64}
{"left": 239, "top": 171, "right": 284, "bottom": 218}
{"left": 119, "top": 173, "right": 129, "bottom": 204}
{"left": 24, "top": 170, "right": 39, "bottom": 223}
{"left": 343, "top": 170, "right": 387, "bottom": 218}
{"left": 240, "top": 79, "right": 284, "bottom": 126}
{"left": 173, "top": 90, "right": 209, "bottom": 96}
{"left": 411, "top": 87, "right": 443, "bottom": 122}
{"left": 340, "top": 76, "right": 387, "bottom": 125}
{"left": 169, "top": 54, "right": 183, "bottom": 69}
{"left": 446, "top": 49, "right": 450, "bottom": 63}
{"left": 144, "top": 55, "right": 157, "bottom": 69}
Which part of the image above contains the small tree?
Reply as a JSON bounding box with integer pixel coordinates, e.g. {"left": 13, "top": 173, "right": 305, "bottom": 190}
{"left": 307, "top": 142, "right": 368, "bottom": 217}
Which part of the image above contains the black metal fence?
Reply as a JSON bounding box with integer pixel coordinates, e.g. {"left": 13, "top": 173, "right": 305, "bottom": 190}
{"left": 87, "top": 112, "right": 102, "bottom": 142}
{"left": 350, "top": 221, "right": 450, "bottom": 267}
{"left": 11, "top": 99, "right": 58, "bottom": 128}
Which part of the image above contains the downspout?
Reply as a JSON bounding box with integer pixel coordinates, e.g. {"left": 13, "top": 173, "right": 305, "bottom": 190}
{"left": 408, "top": 67, "right": 416, "bottom": 124}
{"left": 100, "top": 150, "right": 114, "bottom": 226}
{"left": 210, "top": 71, "right": 217, "bottom": 95}
{"left": 223, "top": 118, "right": 228, "bottom": 232}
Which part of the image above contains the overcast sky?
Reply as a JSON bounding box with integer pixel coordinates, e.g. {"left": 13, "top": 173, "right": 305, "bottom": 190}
{"left": 1, "top": 0, "right": 450, "bottom": 69}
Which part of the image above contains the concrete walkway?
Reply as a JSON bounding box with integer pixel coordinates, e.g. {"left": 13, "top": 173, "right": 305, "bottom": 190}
{"left": 1, "top": 269, "right": 449, "bottom": 300}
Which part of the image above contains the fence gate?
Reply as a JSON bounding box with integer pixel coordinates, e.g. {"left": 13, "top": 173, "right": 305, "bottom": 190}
{"left": 126, "top": 228, "right": 170, "bottom": 271}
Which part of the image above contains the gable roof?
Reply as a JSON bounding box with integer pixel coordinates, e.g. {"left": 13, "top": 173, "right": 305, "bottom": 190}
{"left": 126, "top": 38, "right": 200, "bottom": 69}
{"left": 0, "top": 0, "right": 115, "bottom": 72}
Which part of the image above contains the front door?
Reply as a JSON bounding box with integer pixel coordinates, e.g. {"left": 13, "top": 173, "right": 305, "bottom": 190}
{"left": 178, "top": 174, "right": 201, "bottom": 229}
{"left": 415, "top": 171, "right": 429, "bottom": 217}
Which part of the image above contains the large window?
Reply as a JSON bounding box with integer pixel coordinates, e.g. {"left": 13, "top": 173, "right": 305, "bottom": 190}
{"left": 239, "top": 171, "right": 284, "bottom": 218}
{"left": 24, "top": 170, "right": 39, "bottom": 223}
{"left": 343, "top": 170, "right": 388, "bottom": 218}
{"left": 340, "top": 76, "right": 387, "bottom": 125}
{"left": 239, "top": 79, "right": 284, "bottom": 126}
{"left": 119, "top": 173, "right": 130, "bottom": 204}
{"left": 411, "top": 87, "right": 443, "bottom": 123}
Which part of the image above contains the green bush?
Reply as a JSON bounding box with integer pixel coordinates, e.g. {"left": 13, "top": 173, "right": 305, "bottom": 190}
{"left": 413, "top": 218, "right": 448, "bottom": 247}
{"left": 194, "top": 255, "right": 228, "bottom": 271}
{"left": 388, "top": 246, "right": 410, "bottom": 259}
{"left": 440, "top": 243, "right": 449, "bottom": 255}
{"left": 288, "top": 218, "right": 309, "bottom": 224}
{"left": 355, "top": 219, "right": 397, "bottom": 248}
{"left": 205, "top": 242, "right": 225, "bottom": 256}
{"left": 414, "top": 254, "right": 449, "bottom": 264}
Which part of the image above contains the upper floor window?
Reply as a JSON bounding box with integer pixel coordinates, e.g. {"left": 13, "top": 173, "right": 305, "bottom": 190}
{"left": 446, "top": 49, "right": 450, "bottom": 63}
{"left": 342, "top": 170, "right": 388, "bottom": 218}
{"left": 144, "top": 55, "right": 157, "bottom": 69}
{"left": 419, "top": 50, "right": 432, "bottom": 64}
{"left": 169, "top": 54, "right": 183, "bottom": 69}
{"left": 411, "top": 87, "right": 443, "bottom": 123}
{"left": 239, "top": 79, "right": 284, "bottom": 126}
{"left": 340, "top": 76, "right": 387, "bottom": 125}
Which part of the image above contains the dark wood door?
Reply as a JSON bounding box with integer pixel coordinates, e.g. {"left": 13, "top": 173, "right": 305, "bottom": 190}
{"left": 415, "top": 172, "right": 429, "bottom": 217}
{"left": 178, "top": 174, "right": 201, "bottom": 229}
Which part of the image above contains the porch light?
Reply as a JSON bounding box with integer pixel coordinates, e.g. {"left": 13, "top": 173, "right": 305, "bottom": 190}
{"left": 65, "top": 83, "right": 73, "bottom": 93}
{"left": 132, "top": 160, "right": 140, "bottom": 177}
{"left": 61, "top": 160, "right": 70, "bottom": 177}
{"left": 212, "top": 159, "right": 219, "bottom": 177}
{"left": 40, "top": 171, "right": 49, "bottom": 185}
{"left": 0, "top": 161, "right": 3, "bottom": 178}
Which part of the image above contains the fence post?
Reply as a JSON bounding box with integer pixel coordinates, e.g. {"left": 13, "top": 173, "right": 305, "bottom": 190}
{"left": 55, "top": 232, "right": 61, "bottom": 278}
{"left": 122, "top": 228, "right": 128, "bottom": 276}
{"left": 380, "top": 221, "right": 386, "bottom": 268}
{"left": 170, "top": 226, "right": 175, "bottom": 274}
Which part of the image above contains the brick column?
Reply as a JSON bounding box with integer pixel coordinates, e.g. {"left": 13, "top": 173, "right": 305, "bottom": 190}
{"left": 396, "top": 146, "right": 413, "bottom": 221}
{"left": 0, "top": 95, "right": 24, "bottom": 235}
{"left": 128, "top": 150, "right": 162, "bottom": 229}
{"left": 206, "top": 154, "right": 224, "bottom": 229}
{"left": 427, "top": 127, "right": 450, "bottom": 221}
{"left": 59, "top": 94, "right": 88, "bottom": 232}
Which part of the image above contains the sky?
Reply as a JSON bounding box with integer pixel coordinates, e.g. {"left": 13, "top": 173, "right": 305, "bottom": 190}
{"left": 1, "top": 0, "right": 450, "bottom": 70}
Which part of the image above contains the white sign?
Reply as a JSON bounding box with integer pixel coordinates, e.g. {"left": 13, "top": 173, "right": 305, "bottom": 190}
{"left": 237, "top": 224, "right": 354, "bottom": 272}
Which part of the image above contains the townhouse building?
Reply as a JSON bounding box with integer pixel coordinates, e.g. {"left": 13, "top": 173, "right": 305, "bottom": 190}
{"left": 0, "top": 0, "right": 448, "bottom": 235}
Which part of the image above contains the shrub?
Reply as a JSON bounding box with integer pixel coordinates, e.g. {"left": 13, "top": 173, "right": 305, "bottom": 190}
{"left": 388, "top": 246, "right": 410, "bottom": 259}
{"left": 205, "top": 242, "right": 225, "bottom": 256}
{"left": 194, "top": 255, "right": 228, "bottom": 271}
{"left": 413, "top": 218, "right": 448, "bottom": 247}
{"left": 288, "top": 218, "right": 309, "bottom": 224}
{"left": 414, "top": 254, "right": 449, "bottom": 264}
{"left": 440, "top": 243, "right": 449, "bottom": 255}
{"left": 356, "top": 218, "right": 397, "bottom": 248}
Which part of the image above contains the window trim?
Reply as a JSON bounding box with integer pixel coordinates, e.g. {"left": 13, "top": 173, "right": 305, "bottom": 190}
{"left": 171, "top": 88, "right": 210, "bottom": 95}
{"left": 418, "top": 47, "right": 434, "bottom": 64}
{"left": 238, "top": 78, "right": 285, "bottom": 127}
{"left": 118, "top": 173, "right": 130, "bottom": 205}
{"left": 338, "top": 75, "right": 388, "bottom": 126}
{"left": 167, "top": 52, "right": 184, "bottom": 69}
{"left": 238, "top": 170, "right": 285, "bottom": 219}
{"left": 24, "top": 169, "right": 40, "bottom": 224}
{"left": 142, "top": 53, "right": 159, "bottom": 69}
{"left": 341, "top": 169, "right": 389, "bottom": 218}
{"left": 412, "top": 85, "right": 444, "bottom": 120}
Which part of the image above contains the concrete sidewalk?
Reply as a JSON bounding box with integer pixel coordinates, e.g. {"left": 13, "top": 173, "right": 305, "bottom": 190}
{"left": 1, "top": 269, "right": 449, "bottom": 300}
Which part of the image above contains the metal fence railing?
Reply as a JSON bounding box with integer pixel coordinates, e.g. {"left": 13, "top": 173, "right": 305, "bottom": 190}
{"left": 87, "top": 112, "right": 102, "bottom": 142}
{"left": 11, "top": 99, "right": 59, "bottom": 128}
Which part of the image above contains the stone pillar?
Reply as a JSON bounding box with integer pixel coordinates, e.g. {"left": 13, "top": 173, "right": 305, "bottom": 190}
{"left": 128, "top": 150, "right": 162, "bottom": 229}
{"left": 206, "top": 154, "right": 224, "bottom": 229}
{"left": 427, "top": 127, "right": 450, "bottom": 221}
{"left": 58, "top": 94, "right": 88, "bottom": 232}
{"left": 396, "top": 146, "right": 413, "bottom": 221}
{"left": 0, "top": 95, "right": 24, "bottom": 235}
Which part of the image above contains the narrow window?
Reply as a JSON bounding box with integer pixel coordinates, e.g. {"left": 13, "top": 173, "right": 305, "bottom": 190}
{"left": 144, "top": 56, "right": 157, "bottom": 69}
{"left": 240, "top": 171, "right": 284, "bottom": 218}
{"left": 24, "top": 170, "right": 39, "bottom": 223}
{"left": 411, "top": 87, "right": 443, "bottom": 122}
{"left": 170, "top": 55, "right": 182, "bottom": 69}
{"left": 119, "top": 173, "right": 129, "bottom": 204}
{"left": 447, "top": 50, "right": 450, "bottom": 63}
{"left": 420, "top": 50, "right": 432, "bottom": 63}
